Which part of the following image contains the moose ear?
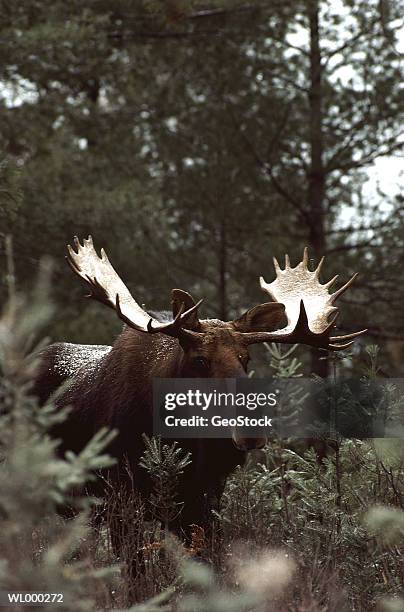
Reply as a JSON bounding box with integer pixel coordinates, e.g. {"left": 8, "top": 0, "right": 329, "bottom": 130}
{"left": 232, "top": 302, "right": 287, "bottom": 333}
{"left": 171, "top": 289, "right": 201, "bottom": 330}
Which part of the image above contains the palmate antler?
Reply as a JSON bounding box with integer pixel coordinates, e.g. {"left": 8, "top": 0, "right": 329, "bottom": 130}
{"left": 67, "top": 236, "right": 202, "bottom": 337}
{"left": 241, "top": 248, "right": 367, "bottom": 351}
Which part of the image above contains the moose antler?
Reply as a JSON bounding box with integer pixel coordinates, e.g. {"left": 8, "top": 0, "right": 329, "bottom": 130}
{"left": 241, "top": 248, "right": 366, "bottom": 350}
{"left": 66, "top": 236, "right": 202, "bottom": 337}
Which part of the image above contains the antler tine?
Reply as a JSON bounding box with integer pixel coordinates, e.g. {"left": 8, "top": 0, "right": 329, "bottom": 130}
{"left": 147, "top": 298, "right": 204, "bottom": 335}
{"left": 66, "top": 247, "right": 81, "bottom": 274}
{"left": 302, "top": 246, "right": 309, "bottom": 268}
{"left": 315, "top": 256, "right": 325, "bottom": 277}
{"left": 330, "top": 272, "right": 358, "bottom": 302}
{"left": 324, "top": 274, "right": 339, "bottom": 289}
{"left": 180, "top": 298, "right": 204, "bottom": 324}
{"left": 273, "top": 256, "right": 281, "bottom": 274}
{"left": 330, "top": 328, "right": 368, "bottom": 342}
{"left": 328, "top": 340, "right": 355, "bottom": 350}
{"left": 67, "top": 236, "right": 202, "bottom": 338}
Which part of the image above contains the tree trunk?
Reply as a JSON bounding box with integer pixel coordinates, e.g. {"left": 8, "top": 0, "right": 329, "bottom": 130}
{"left": 307, "top": 0, "right": 328, "bottom": 377}
{"left": 86, "top": 78, "right": 100, "bottom": 148}
{"left": 218, "top": 217, "right": 228, "bottom": 320}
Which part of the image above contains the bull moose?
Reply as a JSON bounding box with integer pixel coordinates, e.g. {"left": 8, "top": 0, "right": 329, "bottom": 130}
{"left": 34, "top": 237, "right": 365, "bottom": 538}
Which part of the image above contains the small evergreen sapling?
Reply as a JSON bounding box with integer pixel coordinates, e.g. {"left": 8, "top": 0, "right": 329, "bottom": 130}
{"left": 139, "top": 434, "right": 192, "bottom": 529}
{"left": 0, "top": 256, "right": 117, "bottom": 610}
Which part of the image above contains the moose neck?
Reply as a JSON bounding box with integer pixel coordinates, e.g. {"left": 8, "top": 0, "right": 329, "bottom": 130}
{"left": 112, "top": 325, "right": 183, "bottom": 381}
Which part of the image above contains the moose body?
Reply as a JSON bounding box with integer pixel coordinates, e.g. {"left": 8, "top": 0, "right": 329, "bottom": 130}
{"left": 33, "top": 236, "right": 365, "bottom": 539}
{"left": 36, "top": 321, "right": 247, "bottom": 533}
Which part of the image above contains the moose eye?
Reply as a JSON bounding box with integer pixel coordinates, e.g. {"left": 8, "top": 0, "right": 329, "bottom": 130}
{"left": 193, "top": 356, "right": 209, "bottom": 370}
{"left": 239, "top": 354, "right": 250, "bottom": 369}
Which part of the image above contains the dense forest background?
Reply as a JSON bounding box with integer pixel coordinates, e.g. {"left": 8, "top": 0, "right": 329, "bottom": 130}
{"left": 1, "top": 0, "right": 404, "bottom": 375}
{"left": 1, "top": 3, "right": 404, "bottom": 610}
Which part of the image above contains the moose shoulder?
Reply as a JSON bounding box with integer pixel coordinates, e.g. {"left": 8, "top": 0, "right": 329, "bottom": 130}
{"left": 34, "top": 237, "right": 366, "bottom": 536}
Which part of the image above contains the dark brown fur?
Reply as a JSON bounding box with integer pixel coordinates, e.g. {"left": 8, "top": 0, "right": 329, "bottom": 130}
{"left": 34, "top": 319, "right": 258, "bottom": 537}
